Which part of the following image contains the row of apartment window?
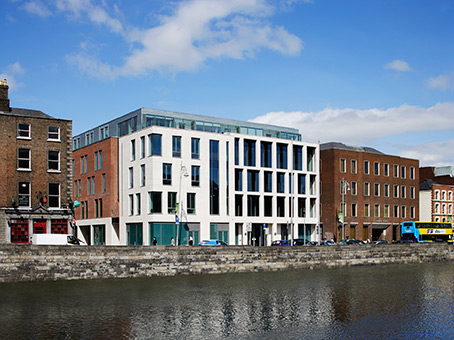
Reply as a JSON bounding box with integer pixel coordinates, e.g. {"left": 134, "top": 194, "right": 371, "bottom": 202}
{"left": 79, "top": 151, "right": 103, "bottom": 175}
{"left": 128, "top": 191, "right": 315, "bottom": 219}
{"left": 340, "top": 159, "right": 416, "bottom": 179}
{"left": 341, "top": 181, "right": 416, "bottom": 199}
{"left": 17, "top": 149, "right": 61, "bottom": 172}
{"left": 74, "top": 174, "right": 107, "bottom": 198}
{"left": 17, "top": 123, "right": 61, "bottom": 141}
{"left": 80, "top": 199, "right": 103, "bottom": 219}
{"left": 16, "top": 182, "right": 61, "bottom": 208}
{"left": 433, "top": 203, "right": 454, "bottom": 215}
{"left": 340, "top": 203, "right": 416, "bottom": 219}
{"left": 433, "top": 190, "right": 454, "bottom": 201}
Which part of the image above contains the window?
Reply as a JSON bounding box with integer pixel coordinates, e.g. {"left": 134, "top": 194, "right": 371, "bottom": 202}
{"left": 18, "top": 182, "right": 30, "bottom": 207}
{"left": 401, "top": 206, "right": 406, "bottom": 218}
{"left": 393, "top": 185, "right": 399, "bottom": 198}
{"left": 187, "top": 193, "right": 196, "bottom": 214}
{"left": 298, "top": 174, "right": 306, "bottom": 194}
{"left": 234, "top": 138, "right": 239, "bottom": 166}
{"left": 168, "top": 192, "right": 177, "bottom": 213}
{"left": 276, "top": 143, "right": 288, "bottom": 169}
{"left": 351, "top": 181, "right": 357, "bottom": 195}
{"left": 277, "top": 173, "right": 285, "bottom": 193}
{"left": 384, "top": 163, "right": 389, "bottom": 176}
{"left": 100, "top": 125, "right": 109, "bottom": 140}
{"left": 95, "top": 151, "right": 99, "bottom": 171}
{"left": 374, "top": 204, "right": 380, "bottom": 217}
{"left": 48, "top": 183, "right": 60, "bottom": 208}
{"left": 17, "top": 123, "right": 30, "bottom": 138}
{"left": 99, "top": 151, "right": 102, "bottom": 169}
{"left": 364, "top": 182, "right": 370, "bottom": 196}
{"left": 148, "top": 134, "right": 162, "bottom": 156}
{"left": 351, "top": 160, "right": 357, "bottom": 174}
{"left": 261, "top": 141, "right": 272, "bottom": 168}
{"left": 410, "top": 206, "right": 415, "bottom": 219}
{"left": 401, "top": 166, "right": 406, "bottom": 179}
{"left": 384, "top": 184, "right": 390, "bottom": 197}
{"left": 140, "top": 136, "right": 145, "bottom": 159}
{"left": 248, "top": 195, "right": 260, "bottom": 216}
{"left": 264, "top": 171, "right": 272, "bottom": 193}
{"left": 364, "top": 161, "right": 370, "bottom": 174}
{"left": 393, "top": 165, "right": 399, "bottom": 178}
{"left": 351, "top": 203, "right": 357, "bottom": 217}
{"left": 141, "top": 164, "right": 146, "bottom": 186}
{"left": 129, "top": 195, "right": 134, "bottom": 216}
{"left": 374, "top": 162, "right": 380, "bottom": 175}
{"left": 87, "top": 177, "right": 91, "bottom": 196}
{"left": 434, "top": 190, "right": 440, "bottom": 200}
{"left": 374, "top": 183, "right": 380, "bottom": 196}
{"left": 244, "top": 139, "right": 256, "bottom": 167}
{"left": 410, "top": 167, "right": 415, "bottom": 180}
{"left": 235, "top": 169, "right": 243, "bottom": 191}
{"left": 91, "top": 177, "right": 95, "bottom": 195}
{"left": 265, "top": 196, "right": 273, "bottom": 217}
{"left": 191, "top": 138, "right": 200, "bottom": 159}
{"left": 191, "top": 166, "right": 200, "bottom": 186}
{"left": 247, "top": 170, "right": 259, "bottom": 192}
{"left": 73, "top": 137, "right": 81, "bottom": 150}
{"left": 18, "top": 148, "right": 31, "bottom": 170}
{"left": 163, "top": 163, "right": 172, "bottom": 185}
{"left": 340, "top": 158, "right": 346, "bottom": 173}
{"left": 149, "top": 192, "right": 162, "bottom": 213}
{"left": 129, "top": 167, "right": 134, "bottom": 188}
{"left": 210, "top": 140, "right": 220, "bottom": 215}
{"left": 442, "top": 191, "right": 446, "bottom": 200}
{"left": 47, "top": 151, "right": 60, "bottom": 171}
{"left": 364, "top": 204, "right": 370, "bottom": 217}
{"left": 86, "top": 131, "right": 94, "bottom": 145}
{"left": 48, "top": 126, "right": 60, "bottom": 141}
{"left": 401, "top": 186, "right": 406, "bottom": 199}
{"left": 131, "top": 139, "right": 136, "bottom": 161}
{"left": 102, "top": 174, "right": 106, "bottom": 193}
{"left": 293, "top": 145, "right": 302, "bottom": 170}
{"left": 384, "top": 205, "right": 389, "bottom": 218}
{"left": 172, "top": 136, "right": 181, "bottom": 157}
{"left": 394, "top": 205, "right": 399, "bottom": 218}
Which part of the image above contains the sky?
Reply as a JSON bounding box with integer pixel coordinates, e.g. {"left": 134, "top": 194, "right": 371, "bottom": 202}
{"left": 2, "top": 0, "right": 454, "bottom": 167}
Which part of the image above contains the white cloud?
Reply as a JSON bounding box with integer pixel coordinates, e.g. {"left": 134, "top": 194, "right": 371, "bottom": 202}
{"left": 22, "top": 1, "right": 52, "bottom": 17}
{"left": 384, "top": 59, "right": 411, "bottom": 72}
{"left": 0, "top": 62, "right": 25, "bottom": 89}
{"left": 250, "top": 103, "right": 454, "bottom": 166}
{"left": 399, "top": 140, "right": 454, "bottom": 167}
{"left": 64, "top": 0, "right": 302, "bottom": 78}
{"left": 427, "top": 74, "right": 454, "bottom": 91}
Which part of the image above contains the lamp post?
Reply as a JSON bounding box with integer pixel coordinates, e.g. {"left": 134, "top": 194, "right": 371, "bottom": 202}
{"left": 176, "top": 163, "right": 189, "bottom": 246}
{"left": 341, "top": 178, "right": 350, "bottom": 241}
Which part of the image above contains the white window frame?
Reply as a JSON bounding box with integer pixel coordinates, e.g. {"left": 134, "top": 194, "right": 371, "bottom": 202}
{"left": 17, "top": 123, "right": 31, "bottom": 139}
{"left": 48, "top": 126, "right": 60, "bottom": 141}
{"left": 48, "top": 150, "right": 60, "bottom": 172}
{"left": 18, "top": 148, "right": 31, "bottom": 170}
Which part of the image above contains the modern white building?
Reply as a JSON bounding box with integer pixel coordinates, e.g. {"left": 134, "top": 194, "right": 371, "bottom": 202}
{"left": 74, "top": 108, "right": 320, "bottom": 246}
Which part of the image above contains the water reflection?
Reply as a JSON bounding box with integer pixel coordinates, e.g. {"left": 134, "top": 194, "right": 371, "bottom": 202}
{"left": 1, "top": 263, "right": 454, "bottom": 339}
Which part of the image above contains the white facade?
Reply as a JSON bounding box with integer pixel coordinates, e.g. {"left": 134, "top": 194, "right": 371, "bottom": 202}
{"left": 419, "top": 190, "right": 432, "bottom": 221}
{"left": 118, "top": 125, "right": 320, "bottom": 246}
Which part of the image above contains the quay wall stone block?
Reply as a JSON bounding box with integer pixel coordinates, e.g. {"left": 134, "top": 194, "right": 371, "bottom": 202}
{"left": 0, "top": 244, "right": 453, "bottom": 282}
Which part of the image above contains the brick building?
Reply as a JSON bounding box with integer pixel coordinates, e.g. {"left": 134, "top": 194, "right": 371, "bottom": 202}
{"left": 320, "top": 142, "right": 419, "bottom": 242}
{"left": 419, "top": 166, "right": 454, "bottom": 223}
{"left": 72, "top": 137, "right": 119, "bottom": 245}
{"left": 0, "top": 80, "right": 73, "bottom": 244}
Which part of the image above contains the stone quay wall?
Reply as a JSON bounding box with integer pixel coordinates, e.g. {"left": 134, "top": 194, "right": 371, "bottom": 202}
{"left": 1, "top": 243, "right": 453, "bottom": 283}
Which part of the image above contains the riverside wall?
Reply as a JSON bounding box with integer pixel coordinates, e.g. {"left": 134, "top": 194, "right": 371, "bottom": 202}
{"left": 1, "top": 244, "right": 454, "bottom": 283}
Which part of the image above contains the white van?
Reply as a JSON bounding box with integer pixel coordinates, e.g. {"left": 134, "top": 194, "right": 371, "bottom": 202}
{"left": 30, "top": 234, "right": 83, "bottom": 245}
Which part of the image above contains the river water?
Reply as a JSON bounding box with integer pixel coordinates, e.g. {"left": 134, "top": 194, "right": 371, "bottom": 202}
{"left": 1, "top": 262, "right": 454, "bottom": 340}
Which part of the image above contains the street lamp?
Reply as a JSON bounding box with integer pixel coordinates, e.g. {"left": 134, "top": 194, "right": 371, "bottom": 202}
{"left": 340, "top": 178, "right": 350, "bottom": 241}
{"left": 176, "top": 163, "right": 189, "bottom": 246}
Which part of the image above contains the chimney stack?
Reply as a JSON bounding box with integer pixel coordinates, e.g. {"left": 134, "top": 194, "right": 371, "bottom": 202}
{"left": 0, "top": 79, "right": 11, "bottom": 112}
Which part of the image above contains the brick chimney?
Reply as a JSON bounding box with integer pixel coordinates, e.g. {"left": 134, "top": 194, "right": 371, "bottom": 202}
{"left": 0, "top": 79, "right": 11, "bottom": 112}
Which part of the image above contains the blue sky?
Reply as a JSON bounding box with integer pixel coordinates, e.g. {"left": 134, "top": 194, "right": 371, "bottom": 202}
{"left": 2, "top": 0, "right": 454, "bottom": 166}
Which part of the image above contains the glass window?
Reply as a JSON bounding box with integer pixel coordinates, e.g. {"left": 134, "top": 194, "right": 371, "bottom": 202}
{"left": 235, "top": 169, "right": 243, "bottom": 191}
{"left": 394, "top": 185, "right": 399, "bottom": 198}
{"left": 384, "top": 163, "right": 389, "bottom": 176}
{"left": 102, "top": 174, "right": 106, "bottom": 193}
{"left": 129, "top": 167, "right": 134, "bottom": 188}
{"left": 247, "top": 170, "right": 259, "bottom": 192}
{"left": 261, "top": 141, "right": 272, "bottom": 168}
{"left": 234, "top": 138, "right": 239, "bottom": 166}
{"left": 187, "top": 193, "right": 196, "bottom": 214}
{"left": 210, "top": 140, "right": 219, "bottom": 215}
{"left": 47, "top": 151, "right": 60, "bottom": 171}
{"left": 17, "top": 123, "right": 30, "bottom": 138}
{"left": 374, "top": 162, "right": 379, "bottom": 175}
{"left": 401, "top": 166, "right": 406, "bottom": 179}
{"left": 340, "top": 158, "right": 346, "bottom": 173}
{"left": 129, "top": 195, "right": 134, "bottom": 216}
{"left": 191, "top": 138, "right": 200, "bottom": 159}
{"left": 393, "top": 165, "right": 399, "bottom": 177}
{"left": 351, "top": 160, "right": 357, "bottom": 174}
{"left": 163, "top": 163, "right": 172, "bottom": 185}
{"left": 48, "top": 183, "right": 60, "bottom": 208}
{"left": 264, "top": 171, "right": 272, "bottom": 193}
{"left": 374, "top": 183, "right": 380, "bottom": 196}
{"left": 141, "top": 164, "right": 146, "bottom": 186}
{"left": 384, "top": 184, "right": 389, "bottom": 197}
{"left": 140, "top": 136, "right": 145, "bottom": 158}
{"left": 364, "top": 182, "right": 370, "bottom": 196}
{"left": 298, "top": 174, "right": 306, "bottom": 194}
{"left": 136, "top": 194, "right": 141, "bottom": 215}
{"left": 364, "top": 161, "right": 370, "bottom": 174}
{"left": 131, "top": 139, "right": 136, "bottom": 161}
{"left": 191, "top": 166, "right": 200, "bottom": 186}
{"left": 48, "top": 126, "right": 60, "bottom": 141}
{"left": 277, "top": 172, "right": 285, "bottom": 193}
{"left": 244, "top": 139, "right": 256, "bottom": 167}
{"left": 168, "top": 192, "right": 177, "bottom": 213}
{"left": 18, "top": 148, "right": 31, "bottom": 170}
{"left": 351, "top": 181, "right": 357, "bottom": 195}
{"left": 364, "top": 204, "right": 370, "bottom": 217}
{"left": 18, "top": 182, "right": 30, "bottom": 207}
{"left": 293, "top": 145, "right": 302, "bottom": 170}
{"left": 149, "top": 192, "right": 162, "bottom": 214}
{"left": 148, "top": 134, "right": 162, "bottom": 156}
{"left": 276, "top": 143, "right": 288, "bottom": 169}
{"left": 172, "top": 136, "right": 181, "bottom": 157}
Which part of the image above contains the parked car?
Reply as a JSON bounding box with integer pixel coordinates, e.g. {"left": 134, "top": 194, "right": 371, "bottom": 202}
{"left": 321, "top": 240, "right": 337, "bottom": 246}
{"left": 271, "top": 240, "right": 292, "bottom": 246}
{"left": 293, "top": 239, "right": 309, "bottom": 246}
{"left": 198, "top": 240, "right": 228, "bottom": 246}
{"left": 370, "top": 240, "right": 389, "bottom": 245}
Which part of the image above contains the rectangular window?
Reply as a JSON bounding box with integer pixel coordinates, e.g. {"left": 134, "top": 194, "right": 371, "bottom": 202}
{"left": 102, "top": 174, "right": 106, "bottom": 193}
{"left": 244, "top": 139, "right": 256, "bottom": 167}
{"left": 168, "top": 192, "right": 177, "bottom": 214}
{"left": 298, "top": 174, "right": 306, "bottom": 194}
{"left": 17, "top": 123, "right": 30, "bottom": 138}
{"left": 149, "top": 192, "right": 162, "bottom": 214}
{"left": 293, "top": 145, "right": 302, "bottom": 170}
{"left": 410, "top": 206, "right": 415, "bottom": 219}
{"left": 384, "top": 205, "right": 389, "bottom": 218}
{"left": 131, "top": 139, "right": 136, "bottom": 161}
{"left": 410, "top": 186, "right": 415, "bottom": 199}
{"left": 191, "top": 166, "right": 200, "bottom": 186}
{"left": 374, "top": 162, "right": 380, "bottom": 175}
{"left": 401, "top": 206, "right": 406, "bottom": 219}
{"left": 394, "top": 185, "right": 399, "bottom": 198}
{"left": 394, "top": 205, "right": 399, "bottom": 218}
{"left": 172, "top": 136, "right": 181, "bottom": 157}
{"left": 92, "top": 177, "right": 95, "bottom": 195}
{"left": 84, "top": 155, "right": 88, "bottom": 173}
{"left": 47, "top": 151, "right": 60, "bottom": 171}
{"left": 140, "top": 136, "right": 145, "bottom": 158}
{"left": 18, "top": 182, "right": 30, "bottom": 207}
{"left": 129, "top": 167, "right": 134, "bottom": 188}
{"left": 163, "top": 163, "right": 172, "bottom": 185}
{"left": 88, "top": 177, "right": 91, "bottom": 196}
{"left": 234, "top": 138, "right": 239, "bottom": 166}
{"left": 364, "top": 204, "right": 370, "bottom": 217}
{"left": 393, "top": 165, "right": 399, "bottom": 178}
{"left": 340, "top": 158, "right": 346, "bottom": 173}
{"left": 235, "top": 169, "right": 243, "bottom": 191}
{"left": 48, "top": 126, "right": 60, "bottom": 141}
{"left": 364, "top": 182, "right": 370, "bottom": 196}
{"left": 374, "top": 204, "right": 380, "bottom": 217}
{"left": 129, "top": 194, "right": 134, "bottom": 216}
{"left": 401, "top": 166, "right": 406, "bottom": 179}
{"left": 351, "top": 181, "right": 357, "bottom": 195}
{"left": 247, "top": 170, "right": 259, "bottom": 192}
{"left": 148, "top": 134, "right": 162, "bottom": 156}
{"left": 276, "top": 197, "right": 285, "bottom": 217}
{"left": 351, "top": 203, "right": 357, "bottom": 217}
{"left": 364, "top": 161, "right": 370, "bottom": 174}
{"left": 248, "top": 195, "right": 260, "bottom": 216}
{"left": 374, "top": 183, "right": 380, "bottom": 197}
{"left": 141, "top": 164, "right": 146, "bottom": 186}
{"left": 235, "top": 195, "right": 243, "bottom": 216}
{"left": 100, "top": 125, "right": 109, "bottom": 140}
{"left": 264, "top": 171, "right": 272, "bottom": 193}
{"left": 210, "top": 140, "right": 220, "bottom": 214}
{"left": 99, "top": 151, "right": 102, "bottom": 169}
{"left": 276, "top": 143, "right": 288, "bottom": 169}
{"left": 95, "top": 151, "right": 98, "bottom": 171}
{"left": 191, "top": 138, "right": 200, "bottom": 159}
{"left": 351, "top": 160, "right": 357, "bottom": 174}
{"left": 384, "top": 163, "right": 389, "bottom": 176}
{"left": 18, "top": 148, "right": 31, "bottom": 170}
{"left": 401, "top": 185, "right": 406, "bottom": 198}
{"left": 261, "top": 141, "right": 272, "bottom": 168}
{"left": 384, "top": 184, "right": 389, "bottom": 197}
{"left": 277, "top": 172, "right": 285, "bottom": 193}
{"left": 48, "top": 183, "right": 60, "bottom": 208}
{"left": 410, "top": 167, "right": 415, "bottom": 180}
{"left": 187, "top": 193, "right": 196, "bottom": 214}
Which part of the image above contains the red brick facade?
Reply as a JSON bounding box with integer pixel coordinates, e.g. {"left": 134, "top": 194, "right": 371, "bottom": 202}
{"left": 320, "top": 143, "right": 419, "bottom": 242}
